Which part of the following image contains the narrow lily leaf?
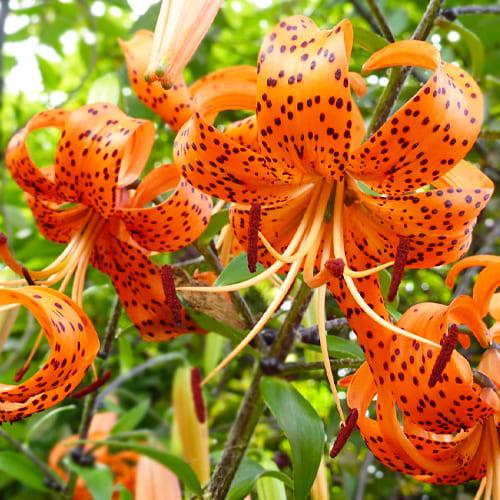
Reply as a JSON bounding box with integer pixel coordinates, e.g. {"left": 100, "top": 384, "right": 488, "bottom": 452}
{"left": 261, "top": 378, "right": 325, "bottom": 500}
{"left": 203, "top": 332, "right": 226, "bottom": 374}
{"left": 111, "top": 399, "right": 150, "bottom": 435}
{"left": 0, "top": 451, "right": 50, "bottom": 492}
{"left": 302, "top": 336, "right": 364, "bottom": 360}
{"left": 214, "top": 253, "right": 266, "bottom": 286}
{"left": 26, "top": 405, "right": 76, "bottom": 443}
{"left": 228, "top": 457, "right": 292, "bottom": 500}
{"left": 92, "top": 440, "right": 201, "bottom": 495}
{"left": 353, "top": 26, "right": 388, "bottom": 53}
{"left": 65, "top": 460, "right": 113, "bottom": 500}
{"left": 87, "top": 73, "right": 121, "bottom": 105}
{"left": 198, "top": 209, "right": 229, "bottom": 246}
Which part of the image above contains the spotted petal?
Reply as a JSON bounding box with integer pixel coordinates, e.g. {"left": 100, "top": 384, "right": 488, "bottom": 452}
{"left": 350, "top": 41, "right": 483, "bottom": 195}
{"left": 0, "top": 286, "right": 99, "bottom": 422}
{"left": 91, "top": 231, "right": 203, "bottom": 341}
{"left": 118, "top": 164, "right": 213, "bottom": 252}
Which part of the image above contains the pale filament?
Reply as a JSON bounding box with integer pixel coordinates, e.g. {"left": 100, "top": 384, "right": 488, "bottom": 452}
{"left": 303, "top": 222, "right": 331, "bottom": 288}
{"left": 202, "top": 256, "right": 304, "bottom": 385}
{"left": 177, "top": 182, "right": 321, "bottom": 294}
{"left": 212, "top": 198, "right": 226, "bottom": 215}
{"left": 332, "top": 181, "right": 441, "bottom": 349}
{"left": 474, "top": 478, "right": 486, "bottom": 500}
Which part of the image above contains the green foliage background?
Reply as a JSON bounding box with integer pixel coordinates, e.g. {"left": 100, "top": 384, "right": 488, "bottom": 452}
{"left": 0, "top": 1, "right": 498, "bottom": 499}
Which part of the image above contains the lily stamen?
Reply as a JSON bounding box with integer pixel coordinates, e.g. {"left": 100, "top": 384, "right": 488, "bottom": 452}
{"left": 161, "top": 265, "right": 182, "bottom": 325}
{"left": 387, "top": 236, "right": 412, "bottom": 302}
{"left": 333, "top": 181, "right": 440, "bottom": 349}
{"left": 329, "top": 408, "right": 358, "bottom": 458}
{"left": 428, "top": 324, "right": 459, "bottom": 388}
{"left": 247, "top": 203, "right": 261, "bottom": 272}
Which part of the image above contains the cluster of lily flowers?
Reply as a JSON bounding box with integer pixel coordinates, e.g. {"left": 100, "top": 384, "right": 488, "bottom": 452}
{"left": 0, "top": 0, "right": 498, "bottom": 497}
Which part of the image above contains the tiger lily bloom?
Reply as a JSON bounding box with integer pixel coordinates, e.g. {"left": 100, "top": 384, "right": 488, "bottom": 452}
{"left": 49, "top": 412, "right": 182, "bottom": 499}
{"left": 173, "top": 15, "right": 492, "bottom": 417}
{"left": 144, "top": 0, "right": 222, "bottom": 89}
{"left": 347, "top": 256, "right": 499, "bottom": 492}
{"left": 0, "top": 286, "right": 99, "bottom": 422}
{"left": 3, "top": 103, "right": 212, "bottom": 342}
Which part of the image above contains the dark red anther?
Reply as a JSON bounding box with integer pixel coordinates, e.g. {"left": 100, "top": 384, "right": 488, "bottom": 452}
{"left": 14, "top": 365, "right": 29, "bottom": 383}
{"left": 21, "top": 266, "right": 35, "bottom": 285}
{"left": 161, "top": 265, "right": 182, "bottom": 325}
{"left": 0, "top": 232, "right": 7, "bottom": 245}
{"left": 190, "top": 367, "right": 206, "bottom": 423}
{"left": 247, "top": 203, "right": 261, "bottom": 273}
{"left": 72, "top": 371, "right": 112, "bottom": 398}
{"left": 330, "top": 408, "right": 358, "bottom": 458}
{"left": 387, "top": 236, "right": 412, "bottom": 302}
{"left": 325, "top": 258, "right": 345, "bottom": 278}
{"left": 428, "top": 324, "right": 459, "bottom": 388}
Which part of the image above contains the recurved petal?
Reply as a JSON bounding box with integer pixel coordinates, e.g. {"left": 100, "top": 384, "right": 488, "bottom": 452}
{"left": 91, "top": 231, "right": 203, "bottom": 341}
{"left": 175, "top": 79, "right": 305, "bottom": 204}
{"left": 6, "top": 109, "right": 69, "bottom": 202}
{"left": 120, "top": 30, "right": 193, "bottom": 131}
{"left": 391, "top": 300, "right": 495, "bottom": 434}
{"left": 119, "top": 165, "right": 212, "bottom": 252}
{"left": 257, "top": 16, "right": 354, "bottom": 181}
{"left": 350, "top": 41, "right": 483, "bottom": 195}
{"left": 54, "top": 103, "right": 155, "bottom": 219}
{"left": 0, "top": 287, "right": 99, "bottom": 422}
{"left": 26, "top": 195, "right": 89, "bottom": 244}
{"left": 135, "top": 455, "right": 182, "bottom": 500}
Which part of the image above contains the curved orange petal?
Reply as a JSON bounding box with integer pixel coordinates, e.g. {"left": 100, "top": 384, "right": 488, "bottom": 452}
{"left": 446, "top": 255, "right": 500, "bottom": 290}
{"left": 54, "top": 103, "right": 155, "bottom": 218}
{"left": 135, "top": 455, "right": 182, "bottom": 500}
{"left": 6, "top": 109, "right": 69, "bottom": 202}
{"left": 390, "top": 300, "right": 494, "bottom": 435}
{"left": 350, "top": 41, "right": 483, "bottom": 195}
{"left": 91, "top": 231, "right": 203, "bottom": 341}
{"left": 120, "top": 30, "right": 193, "bottom": 131}
{"left": 175, "top": 79, "right": 305, "bottom": 204}
{"left": 26, "top": 195, "right": 89, "bottom": 244}
{"left": 118, "top": 168, "right": 212, "bottom": 252}
{"left": 257, "top": 17, "right": 354, "bottom": 181}
{"left": 0, "top": 286, "right": 99, "bottom": 422}
{"left": 223, "top": 115, "right": 260, "bottom": 151}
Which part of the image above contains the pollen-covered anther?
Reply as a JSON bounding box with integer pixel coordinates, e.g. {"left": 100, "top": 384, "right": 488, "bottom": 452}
{"left": 330, "top": 408, "right": 358, "bottom": 458}
{"left": 325, "top": 258, "right": 345, "bottom": 278}
{"left": 21, "top": 266, "right": 35, "bottom": 285}
{"left": 0, "top": 232, "right": 7, "bottom": 245}
{"left": 247, "top": 203, "right": 261, "bottom": 273}
{"left": 190, "top": 367, "right": 206, "bottom": 423}
{"left": 72, "top": 370, "right": 112, "bottom": 398}
{"left": 14, "top": 366, "right": 29, "bottom": 383}
{"left": 161, "top": 265, "right": 182, "bottom": 325}
{"left": 387, "top": 236, "right": 412, "bottom": 302}
{"left": 428, "top": 324, "right": 459, "bottom": 388}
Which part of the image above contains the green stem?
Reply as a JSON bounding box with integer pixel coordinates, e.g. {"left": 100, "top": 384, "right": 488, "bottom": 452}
{"left": 278, "top": 358, "right": 363, "bottom": 377}
{"left": 479, "top": 129, "right": 500, "bottom": 141}
{"left": 366, "top": 0, "right": 395, "bottom": 42}
{"left": 208, "top": 281, "right": 311, "bottom": 500}
{"left": 367, "top": 0, "right": 444, "bottom": 135}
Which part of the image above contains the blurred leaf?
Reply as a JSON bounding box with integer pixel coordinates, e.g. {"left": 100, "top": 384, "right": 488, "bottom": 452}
{"left": 26, "top": 405, "right": 76, "bottom": 443}
{"left": 65, "top": 460, "right": 113, "bottom": 500}
{"left": 353, "top": 27, "right": 388, "bottom": 53}
{"left": 118, "top": 335, "right": 135, "bottom": 374}
{"left": 214, "top": 253, "right": 266, "bottom": 286}
{"left": 94, "top": 441, "right": 201, "bottom": 494}
{"left": 36, "top": 55, "right": 59, "bottom": 89}
{"left": 111, "top": 399, "right": 150, "bottom": 435}
{"left": 303, "top": 336, "right": 364, "bottom": 360}
{"left": 203, "top": 332, "right": 226, "bottom": 374}
{"left": 261, "top": 378, "right": 324, "bottom": 500}
{"left": 197, "top": 209, "right": 229, "bottom": 246}
{"left": 228, "top": 457, "right": 292, "bottom": 500}
{"left": 87, "top": 73, "right": 121, "bottom": 105}
{"left": 0, "top": 451, "right": 49, "bottom": 492}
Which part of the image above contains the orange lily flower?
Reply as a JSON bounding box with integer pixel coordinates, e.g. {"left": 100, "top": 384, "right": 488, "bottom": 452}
{"left": 347, "top": 256, "right": 499, "bottom": 493}
{"left": 50, "top": 412, "right": 182, "bottom": 499}
{"left": 3, "top": 103, "right": 213, "bottom": 341}
{"left": 173, "top": 15, "right": 492, "bottom": 417}
{"left": 0, "top": 286, "right": 99, "bottom": 422}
